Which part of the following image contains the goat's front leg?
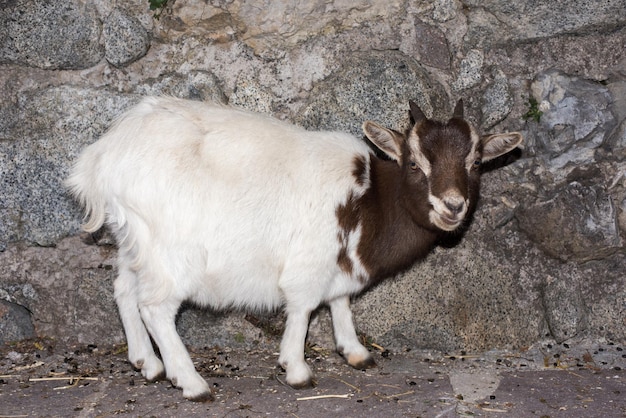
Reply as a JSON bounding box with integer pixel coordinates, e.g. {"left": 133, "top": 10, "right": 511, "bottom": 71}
{"left": 329, "top": 295, "right": 376, "bottom": 370}
{"left": 278, "top": 307, "right": 314, "bottom": 388}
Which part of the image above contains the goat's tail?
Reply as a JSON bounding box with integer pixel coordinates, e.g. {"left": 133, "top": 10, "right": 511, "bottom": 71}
{"left": 65, "top": 147, "right": 107, "bottom": 233}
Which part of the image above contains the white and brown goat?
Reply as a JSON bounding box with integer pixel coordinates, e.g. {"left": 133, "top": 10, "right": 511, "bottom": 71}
{"left": 66, "top": 96, "right": 522, "bottom": 401}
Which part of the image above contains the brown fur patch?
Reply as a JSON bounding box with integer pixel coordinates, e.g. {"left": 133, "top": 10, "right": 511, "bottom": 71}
{"left": 335, "top": 191, "right": 360, "bottom": 275}
{"left": 352, "top": 155, "right": 369, "bottom": 187}
{"left": 336, "top": 191, "right": 360, "bottom": 233}
{"left": 337, "top": 245, "right": 353, "bottom": 275}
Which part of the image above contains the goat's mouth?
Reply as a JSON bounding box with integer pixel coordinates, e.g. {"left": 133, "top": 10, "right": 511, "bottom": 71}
{"left": 427, "top": 193, "right": 468, "bottom": 232}
{"left": 430, "top": 211, "right": 464, "bottom": 231}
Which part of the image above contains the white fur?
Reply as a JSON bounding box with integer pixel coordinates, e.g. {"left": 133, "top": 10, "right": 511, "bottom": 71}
{"left": 66, "top": 97, "right": 374, "bottom": 399}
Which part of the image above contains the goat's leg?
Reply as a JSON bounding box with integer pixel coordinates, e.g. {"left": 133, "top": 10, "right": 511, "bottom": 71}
{"left": 329, "top": 295, "right": 376, "bottom": 369}
{"left": 139, "top": 299, "right": 212, "bottom": 402}
{"left": 114, "top": 265, "right": 164, "bottom": 381}
{"left": 278, "top": 306, "right": 314, "bottom": 388}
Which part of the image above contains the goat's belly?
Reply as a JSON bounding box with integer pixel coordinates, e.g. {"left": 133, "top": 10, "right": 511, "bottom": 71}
{"left": 185, "top": 253, "right": 286, "bottom": 311}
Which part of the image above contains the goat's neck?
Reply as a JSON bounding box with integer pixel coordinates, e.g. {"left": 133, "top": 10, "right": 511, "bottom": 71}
{"left": 357, "top": 157, "right": 438, "bottom": 282}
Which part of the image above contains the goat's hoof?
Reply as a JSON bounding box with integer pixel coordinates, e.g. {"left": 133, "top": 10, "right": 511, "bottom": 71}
{"left": 145, "top": 370, "right": 166, "bottom": 382}
{"left": 348, "top": 354, "right": 377, "bottom": 370}
{"left": 186, "top": 390, "right": 215, "bottom": 403}
{"left": 135, "top": 356, "right": 165, "bottom": 382}
{"left": 288, "top": 377, "right": 316, "bottom": 390}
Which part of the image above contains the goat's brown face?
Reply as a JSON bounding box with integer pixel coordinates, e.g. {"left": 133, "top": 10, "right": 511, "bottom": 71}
{"left": 406, "top": 117, "right": 480, "bottom": 231}
{"left": 362, "top": 100, "right": 523, "bottom": 233}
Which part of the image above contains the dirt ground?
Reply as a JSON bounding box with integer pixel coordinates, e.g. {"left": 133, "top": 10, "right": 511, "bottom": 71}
{"left": 0, "top": 338, "right": 624, "bottom": 417}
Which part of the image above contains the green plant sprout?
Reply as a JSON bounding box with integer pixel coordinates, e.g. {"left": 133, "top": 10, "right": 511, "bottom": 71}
{"left": 523, "top": 97, "right": 543, "bottom": 123}
{"left": 148, "top": 0, "right": 169, "bottom": 19}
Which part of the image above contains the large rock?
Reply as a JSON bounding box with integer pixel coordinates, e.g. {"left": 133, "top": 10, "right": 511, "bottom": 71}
{"left": 0, "top": 0, "right": 103, "bottom": 70}
{"left": 0, "top": 87, "right": 138, "bottom": 250}
{"left": 526, "top": 70, "right": 616, "bottom": 173}
{"left": 0, "top": 300, "right": 35, "bottom": 345}
{"left": 0, "top": 236, "right": 121, "bottom": 344}
{"left": 516, "top": 182, "right": 622, "bottom": 262}
{"left": 295, "top": 51, "right": 449, "bottom": 136}
{"left": 452, "top": 50, "right": 484, "bottom": 92}
{"left": 481, "top": 68, "right": 513, "bottom": 130}
{"left": 465, "top": 0, "right": 626, "bottom": 48}
{"left": 486, "top": 28, "right": 626, "bottom": 81}
{"left": 103, "top": 9, "right": 151, "bottom": 67}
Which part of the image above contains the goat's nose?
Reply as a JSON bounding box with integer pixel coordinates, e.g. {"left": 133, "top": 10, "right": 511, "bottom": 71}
{"left": 444, "top": 199, "right": 465, "bottom": 215}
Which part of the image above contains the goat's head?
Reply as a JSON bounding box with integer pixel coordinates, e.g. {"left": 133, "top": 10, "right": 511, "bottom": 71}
{"left": 362, "top": 100, "right": 523, "bottom": 232}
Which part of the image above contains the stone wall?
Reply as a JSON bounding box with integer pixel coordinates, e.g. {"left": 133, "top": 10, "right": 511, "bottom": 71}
{"left": 1, "top": 0, "right": 625, "bottom": 351}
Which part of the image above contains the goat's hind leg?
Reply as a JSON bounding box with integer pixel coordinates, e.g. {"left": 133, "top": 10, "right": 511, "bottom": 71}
{"left": 139, "top": 298, "right": 212, "bottom": 402}
{"left": 114, "top": 264, "right": 165, "bottom": 381}
{"left": 329, "top": 296, "right": 376, "bottom": 370}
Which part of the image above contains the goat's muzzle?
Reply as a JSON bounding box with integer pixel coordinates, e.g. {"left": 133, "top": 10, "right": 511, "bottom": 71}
{"left": 428, "top": 192, "right": 468, "bottom": 232}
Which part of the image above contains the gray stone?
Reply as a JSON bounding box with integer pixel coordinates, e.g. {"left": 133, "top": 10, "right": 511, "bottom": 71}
{"left": 607, "top": 81, "right": 626, "bottom": 122}
{"left": 0, "top": 87, "right": 139, "bottom": 249}
{"left": 103, "top": 9, "right": 150, "bottom": 67}
{"left": 528, "top": 70, "right": 616, "bottom": 174}
{"left": 531, "top": 71, "right": 613, "bottom": 148}
{"left": 295, "top": 51, "right": 449, "bottom": 137}
{"left": 481, "top": 68, "right": 513, "bottom": 130}
{"left": 516, "top": 182, "right": 622, "bottom": 262}
{"left": 611, "top": 120, "right": 626, "bottom": 151}
{"left": 465, "top": 0, "right": 626, "bottom": 48}
{"left": 542, "top": 276, "right": 588, "bottom": 343}
{"left": 487, "top": 28, "right": 626, "bottom": 81}
{"left": 135, "top": 70, "right": 227, "bottom": 103}
{"left": 0, "top": 0, "right": 103, "bottom": 70}
{"left": 0, "top": 300, "right": 35, "bottom": 345}
{"left": 177, "top": 309, "right": 275, "bottom": 349}
{"left": 230, "top": 79, "right": 277, "bottom": 113}
{"left": 414, "top": 22, "right": 450, "bottom": 70}
{"left": 452, "top": 50, "right": 484, "bottom": 91}
{"left": 607, "top": 81, "right": 626, "bottom": 151}
{"left": 432, "top": 0, "right": 458, "bottom": 22}
{"left": 0, "top": 236, "right": 123, "bottom": 344}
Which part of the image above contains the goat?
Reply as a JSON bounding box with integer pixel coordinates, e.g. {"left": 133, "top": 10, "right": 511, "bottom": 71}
{"left": 66, "top": 96, "right": 522, "bottom": 401}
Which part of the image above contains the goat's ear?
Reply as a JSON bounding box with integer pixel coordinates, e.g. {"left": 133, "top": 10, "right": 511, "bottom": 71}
{"left": 481, "top": 132, "right": 523, "bottom": 162}
{"left": 453, "top": 99, "right": 464, "bottom": 119}
{"left": 362, "top": 121, "right": 403, "bottom": 164}
{"left": 409, "top": 101, "right": 426, "bottom": 125}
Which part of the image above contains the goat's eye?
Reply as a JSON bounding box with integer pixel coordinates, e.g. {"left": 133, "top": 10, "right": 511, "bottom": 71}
{"left": 409, "top": 161, "right": 418, "bottom": 170}
{"left": 473, "top": 159, "right": 482, "bottom": 168}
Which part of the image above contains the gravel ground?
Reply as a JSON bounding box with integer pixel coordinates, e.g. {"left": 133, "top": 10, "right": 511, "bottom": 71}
{"left": 0, "top": 337, "right": 624, "bottom": 417}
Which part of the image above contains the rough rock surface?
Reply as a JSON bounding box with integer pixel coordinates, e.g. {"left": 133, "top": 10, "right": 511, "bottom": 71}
{"left": 0, "top": 1, "right": 104, "bottom": 70}
{"left": 103, "top": 9, "right": 150, "bottom": 67}
{"left": 0, "top": 0, "right": 625, "bottom": 355}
